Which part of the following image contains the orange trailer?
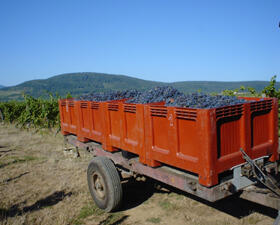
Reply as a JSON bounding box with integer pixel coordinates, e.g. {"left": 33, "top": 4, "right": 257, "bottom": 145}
{"left": 59, "top": 97, "right": 278, "bottom": 187}
{"left": 59, "top": 96, "right": 280, "bottom": 223}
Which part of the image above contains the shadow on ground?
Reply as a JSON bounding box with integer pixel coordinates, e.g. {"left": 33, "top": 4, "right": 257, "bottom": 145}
{"left": 120, "top": 178, "right": 170, "bottom": 211}
{"left": 2, "top": 172, "right": 30, "bottom": 183}
{"left": 119, "top": 178, "right": 278, "bottom": 220}
{"left": 0, "top": 190, "right": 73, "bottom": 220}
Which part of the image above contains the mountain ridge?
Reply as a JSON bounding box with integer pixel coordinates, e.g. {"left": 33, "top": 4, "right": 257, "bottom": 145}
{"left": 0, "top": 72, "right": 279, "bottom": 101}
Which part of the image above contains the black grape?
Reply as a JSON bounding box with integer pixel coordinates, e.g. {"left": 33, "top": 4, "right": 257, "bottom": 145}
{"left": 165, "top": 93, "right": 248, "bottom": 108}
{"left": 126, "top": 86, "right": 184, "bottom": 104}
{"left": 78, "top": 89, "right": 140, "bottom": 101}
{"left": 77, "top": 87, "right": 249, "bottom": 108}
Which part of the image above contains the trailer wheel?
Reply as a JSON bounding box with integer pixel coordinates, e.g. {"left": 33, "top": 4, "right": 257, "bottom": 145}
{"left": 87, "top": 157, "right": 123, "bottom": 212}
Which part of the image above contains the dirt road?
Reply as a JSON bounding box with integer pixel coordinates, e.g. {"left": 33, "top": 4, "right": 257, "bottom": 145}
{"left": 0, "top": 124, "right": 277, "bottom": 225}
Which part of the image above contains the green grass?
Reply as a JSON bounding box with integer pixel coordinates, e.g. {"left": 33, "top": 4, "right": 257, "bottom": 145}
{"left": 70, "top": 203, "right": 125, "bottom": 225}
{"left": 146, "top": 217, "right": 161, "bottom": 223}
{"left": 72, "top": 204, "right": 104, "bottom": 225}
{"left": 0, "top": 90, "right": 23, "bottom": 101}
{"left": 101, "top": 213, "right": 126, "bottom": 225}
{"left": 159, "top": 199, "right": 173, "bottom": 210}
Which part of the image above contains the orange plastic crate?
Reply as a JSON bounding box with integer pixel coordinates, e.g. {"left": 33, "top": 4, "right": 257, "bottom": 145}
{"left": 75, "top": 101, "right": 106, "bottom": 144}
{"left": 144, "top": 97, "right": 278, "bottom": 186}
{"left": 59, "top": 97, "right": 278, "bottom": 187}
{"left": 59, "top": 99, "right": 78, "bottom": 135}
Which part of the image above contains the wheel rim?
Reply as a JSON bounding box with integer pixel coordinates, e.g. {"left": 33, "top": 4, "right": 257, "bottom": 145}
{"left": 92, "top": 172, "right": 106, "bottom": 200}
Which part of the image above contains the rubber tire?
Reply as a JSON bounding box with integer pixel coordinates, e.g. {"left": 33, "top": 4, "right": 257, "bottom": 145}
{"left": 87, "top": 157, "right": 123, "bottom": 212}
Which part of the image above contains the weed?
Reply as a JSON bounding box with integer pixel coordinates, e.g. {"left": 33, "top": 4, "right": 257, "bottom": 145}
{"left": 70, "top": 204, "right": 104, "bottom": 225}
{"left": 146, "top": 217, "right": 161, "bottom": 223}
{"left": 101, "top": 213, "right": 125, "bottom": 225}
{"left": 159, "top": 199, "right": 172, "bottom": 210}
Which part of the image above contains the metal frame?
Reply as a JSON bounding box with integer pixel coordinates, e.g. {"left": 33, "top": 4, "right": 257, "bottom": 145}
{"left": 65, "top": 135, "right": 280, "bottom": 222}
{"left": 66, "top": 135, "right": 236, "bottom": 202}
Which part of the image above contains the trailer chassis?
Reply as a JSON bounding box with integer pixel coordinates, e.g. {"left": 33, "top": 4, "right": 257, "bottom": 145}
{"left": 65, "top": 135, "right": 280, "bottom": 224}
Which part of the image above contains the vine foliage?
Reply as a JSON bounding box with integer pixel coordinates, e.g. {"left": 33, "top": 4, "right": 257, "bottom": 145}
{"left": 0, "top": 93, "right": 60, "bottom": 129}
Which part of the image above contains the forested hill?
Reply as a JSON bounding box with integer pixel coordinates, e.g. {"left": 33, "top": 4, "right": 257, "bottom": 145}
{"left": 0, "top": 72, "right": 279, "bottom": 101}
{"left": 0, "top": 73, "right": 163, "bottom": 101}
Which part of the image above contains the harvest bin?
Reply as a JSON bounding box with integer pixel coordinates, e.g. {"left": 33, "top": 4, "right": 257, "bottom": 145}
{"left": 58, "top": 97, "right": 279, "bottom": 187}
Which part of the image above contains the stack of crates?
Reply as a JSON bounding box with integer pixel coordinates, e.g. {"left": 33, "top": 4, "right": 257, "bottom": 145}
{"left": 59, "top": 97, "right": 279, "bottom": 187}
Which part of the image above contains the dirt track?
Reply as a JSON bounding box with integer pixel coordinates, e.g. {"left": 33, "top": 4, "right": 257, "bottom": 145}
{"left": 0, "top": 124, "right": 277, "bottom": 225}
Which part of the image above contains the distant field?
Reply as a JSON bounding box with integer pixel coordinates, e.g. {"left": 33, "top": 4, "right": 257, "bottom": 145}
{"left": 0, "top": 90, "right": 23, "bottom": 101}
{"left": 0, "top": 124, "right": 276, "bottom": 225}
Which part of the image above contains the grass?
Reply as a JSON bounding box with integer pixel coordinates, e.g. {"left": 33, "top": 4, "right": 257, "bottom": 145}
{"left": 246, "top": 215, "right": 262, "bottom": 225}
{"left": 159, "top": 199, "right": 173, "bottom": 210}
{"left": 146, "top": 217, "right": 161, "bottom": 223}
{"left": 100, "top": 213, "right": 126, "bottom": 225}
{"left": 0, "top": 124, "right": 275, "bottom": 225}
{"left": 70, "top": 203, "right": 125, "bottom": 225}
{"left": 0, "top": 155, "right": 37, "bottom": 168}
{"left": 70, "top": 204, "right": 104, "bottom": 225}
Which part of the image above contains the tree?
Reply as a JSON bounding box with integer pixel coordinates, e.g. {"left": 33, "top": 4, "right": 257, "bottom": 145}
{"left": 262, "top": 75, "right": 280, "bottom": 98}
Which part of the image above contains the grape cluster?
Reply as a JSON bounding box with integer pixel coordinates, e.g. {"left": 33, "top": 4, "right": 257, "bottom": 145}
{"left": 78, "top": 89, "right": 140, "bottom": 101}
{"left": 77, "top": 86, "right": 249, "bottom": 108}
{"left": 165, "top": 93, "right": 248, "bottom": 108}
{"left": 126, "top": 86, "right": 184, "bottom": 104}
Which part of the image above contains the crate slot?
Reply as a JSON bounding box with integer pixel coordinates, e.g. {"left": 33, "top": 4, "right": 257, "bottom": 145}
{"left": 175, "top": 108, "right": 197, "bottom": 120}
{"left": 68, "top": 101, "right": 75, "bottom": 107}
{"left": 216, "top": 105, "right": 243, "bottom": 120}
{"left": 80, "top": 102, "right": 88, "bottom": 108}
{"left": 108, "top": 104, "right": 119, "bottom": 111}
{"left": 150, "top": 107, "right": 167, "bottom": 117}
{"left": 250, "top": 100, "right": 272, "bottom": 112}
{"left": 124, "top": 105, "right": 136, "bottom": 113}
{"left": 91, "top": 102, "right": 99, "bottom": 110}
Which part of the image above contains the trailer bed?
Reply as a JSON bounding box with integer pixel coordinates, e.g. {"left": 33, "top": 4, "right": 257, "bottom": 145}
{"left": 65, "top": 135, "right": 280, "bottom": 209}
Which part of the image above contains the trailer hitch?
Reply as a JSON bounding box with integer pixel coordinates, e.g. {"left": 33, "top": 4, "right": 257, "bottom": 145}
{"left": 240, "top": 148, "right": 280, "bottom": 225}
{"left": 240, "top": 148, "right": 280, "bottom": 197}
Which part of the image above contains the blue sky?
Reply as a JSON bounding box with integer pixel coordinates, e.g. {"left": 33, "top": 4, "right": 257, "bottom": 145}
{"left": 0, "top": 0, "right": 279, "bottom": 86}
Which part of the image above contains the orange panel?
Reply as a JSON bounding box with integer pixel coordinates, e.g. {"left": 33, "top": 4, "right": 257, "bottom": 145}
{"left": 151, "top": 116, "right": 169, "bottom": 154}
{"left": 90, "top": 103, "right": 104, "bottom": 142}
{"left": 217, "top": 117, "right": 241, "bottom": 158}
{"left": 122, "top": 104, "right": 146, "bottom": 162}
{"left": 177, "top": 119, "right": 198, "bottom": 159}
{"left": 59, "top": 99, "right": 78, "bottom": 135}
{"left": 108, "top": 111, "right": 122, "bottom": 148}
{"left": 251, "top": 112, "right": 270, "bottom": 147}
{"left": 124, "top": 112, "right": 137, "bottom": 141}
{"left": 123, "top": 111, "right": 139, "bottom": 153}
{"left": 78, "top": 102, "right": 91, "bottom": 139}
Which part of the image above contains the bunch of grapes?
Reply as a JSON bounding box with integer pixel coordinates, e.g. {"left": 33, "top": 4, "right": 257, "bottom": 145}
{"left": 126, "top": 86, "right": 184, "bottom": 104}
{"left": 165, "top": 93, "right": 248, "bottom": 108}
{"left": 78, "top": 87, "right": 249, "bottom": 108}
{"left": 78, "top": 89, "right": 140, "bottom": 101}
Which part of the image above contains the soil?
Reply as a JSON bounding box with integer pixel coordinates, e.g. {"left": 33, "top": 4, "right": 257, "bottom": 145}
{"left": 0, "top": 124, "right": 277, "bottom": 225}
